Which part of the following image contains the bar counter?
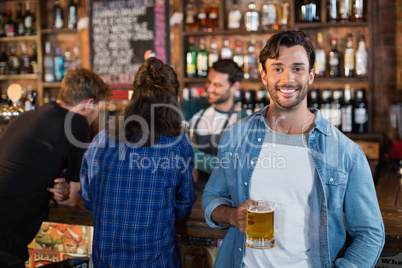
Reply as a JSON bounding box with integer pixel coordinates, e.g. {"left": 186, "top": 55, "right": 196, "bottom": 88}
{"left": 48, "top": 189, "right": 228, "bottom": 239}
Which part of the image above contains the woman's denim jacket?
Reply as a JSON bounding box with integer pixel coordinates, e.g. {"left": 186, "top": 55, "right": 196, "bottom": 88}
{"left": 202, "top": 106, "right": 385, "bottom": 268}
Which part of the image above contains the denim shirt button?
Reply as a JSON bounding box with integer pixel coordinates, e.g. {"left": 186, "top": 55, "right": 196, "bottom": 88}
{"left": 251, "top": 161, "right": 254, "bottom": 165}
{"left": 229, "top": 152, "right": 232, "bottom": 156}
{"left": 330, "top": 178, "right": 334, "bottom": 182}
{"left": 239, "top": 248, "right": 242, "bottom": 251}
{"left": 258, "top": 138, "right": 261, "bottom": 142}
{"left": 244, "top": 182, "right": 248, "bottom": 186}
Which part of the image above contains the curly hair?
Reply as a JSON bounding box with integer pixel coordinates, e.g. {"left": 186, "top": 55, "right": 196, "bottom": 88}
{"left": 114, "top": 57, "right": 182, "bottom": 146}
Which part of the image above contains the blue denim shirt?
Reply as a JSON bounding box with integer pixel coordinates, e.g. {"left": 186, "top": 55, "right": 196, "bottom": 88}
{"left": 202, "top": 106, "right": 385, "bottom": 268}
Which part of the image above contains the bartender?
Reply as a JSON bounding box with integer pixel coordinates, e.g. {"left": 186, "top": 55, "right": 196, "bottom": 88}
{"left": 188, "top": 59, "right": 247, "bottom": 189}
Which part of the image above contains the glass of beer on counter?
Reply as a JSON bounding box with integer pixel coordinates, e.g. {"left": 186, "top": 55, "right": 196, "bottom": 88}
{"left": 246, "top": 200, "right": 275, "bottom": 249}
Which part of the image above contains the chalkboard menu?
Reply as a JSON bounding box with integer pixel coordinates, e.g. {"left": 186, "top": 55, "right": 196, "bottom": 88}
{"left": 88, "top": 0, "right": 171, "bottom": 99}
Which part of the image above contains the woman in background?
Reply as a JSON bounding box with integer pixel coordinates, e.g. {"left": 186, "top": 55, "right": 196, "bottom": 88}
{"left": 80, "top": 57, "right": 196, "bottom": 267}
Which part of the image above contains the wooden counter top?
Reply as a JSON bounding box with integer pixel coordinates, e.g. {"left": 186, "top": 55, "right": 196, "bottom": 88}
{"left": 48, "top": 189, "right": 228, "bottom": 239}
{"left": 376, "top": 174, "right": 402, "bottom": 251}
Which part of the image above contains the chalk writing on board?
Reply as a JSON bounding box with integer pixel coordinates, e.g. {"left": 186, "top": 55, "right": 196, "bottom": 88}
{"left": 90, "top": 0, "right": 170, "bottom": 93}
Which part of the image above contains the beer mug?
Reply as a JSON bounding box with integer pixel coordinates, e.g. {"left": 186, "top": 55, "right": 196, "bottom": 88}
{"left": 246, "top": 200, "right": 275, "bottom": 249}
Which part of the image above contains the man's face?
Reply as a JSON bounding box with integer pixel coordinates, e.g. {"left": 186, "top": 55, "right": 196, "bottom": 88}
{"left": 205, "top": 69, "right": 233, "bottom": 106}
{"left": 261, "top": 45, "right": 314, "bottom": 111}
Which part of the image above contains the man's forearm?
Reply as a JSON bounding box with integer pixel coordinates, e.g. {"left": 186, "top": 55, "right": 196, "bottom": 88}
{"left": 211, "top": 205, "right": 236, "bottom": 227}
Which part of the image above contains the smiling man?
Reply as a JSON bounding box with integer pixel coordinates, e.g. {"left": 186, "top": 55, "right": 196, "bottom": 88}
{"left": 202, "top": 30, "right": 384, "bottom": 268}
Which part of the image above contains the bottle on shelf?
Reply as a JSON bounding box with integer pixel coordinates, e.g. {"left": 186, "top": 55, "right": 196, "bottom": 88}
{"left": 0, "top": 13, "right": 6, "bottom": 37}
{"left": 244, "top": 39, "right": 258, "bottom": 79}
{"left": 208, "top": 37, "right": 219, "bottom": 68}
{"left": 24, "top": 2, "right": 34, "bottom": 35}
{"left": 233, "top": 40, "right": 244, "bottom": 69}
{"left": 355, "top": 35, "right": 368, "bottom": 76}
{"left": 186, "top": 36, "right": 197, "bottom": 78}
{"left": 338, "top": 0, "right": 351, "bottom": 22}
{"left": 197, "top": 4, "right": 207, "bottom": 32}
{"left": 315, "top": 32, "right": 326, "bottom": 77}
{"left": 207, "top": 0, "right": 219, "bottom": 32}
{"left": 330, "top": 89, "right": 343, "bottom": 129}
{"left": 299, "top": 0, "right": 318, "bottom": 22}
{"left": 54, "top": 47, "right": 64, "bottom": 82}
{"left": 5, "top": 9, "right": 15, "bottom": 37}
{"left": 54, "top": 0, "right": 64, "bottom": 29}
{"left": 234, "top": 89, "right": 244, "bottom": 109}
{"left": 255, "top": 87, "right": 269, "bottom": 112}
{"left": 31, "top": 43, "right": 38, "bottom": 74}
{"left": 341, "top": 84, "right": 353, "bottom": 133}
{"left": 64, "top": 49, "right": 72, "bottom": 74}
{"left": 308, "top": 88, "right": 321, "bottom": 110}
{"left": 353, "top": 0, "right": 364, "bottom": 22}
{"left": 344, "top": 33, "right": 354, "bottom": 77}
{"left": 0, "top": 43, "right": 8, "bottom": 75}
{"left": 44, "top": 41, "right": 55, "bottom": 82}
{"left": 227, "top": 0, "right": 242, "bottom": 30}
{"left": 19, "top": 43, "right": 31, "bottom": 74}
{"left": 327, "top": 0, "right": 338, "bottom": 22}
{"left": 328, "top": 37, "right": 341, "bottom": 78}
{"left": 277, "top": 0, "right": 290, "bottom": 29}
{"left": 221, "top": 38, "right": 232, "bottom": 60}
{"left": 197, "top": 37, "right": 208, "bottom": 77}
{"left": 184, "top": 0, "right": 197, "bottom": 31}
{"left": 243, "top": 89, "right": 256, "bottom": 115}
{"left": 320, "top": 88, "right": 332, "bottom": 120}
{"left": 261, "top": 0, "right": 278, "bottom": 31}
{"left": 73, "top": 45, "right": 81, "bottom": 69}
{"left": 353, "top": 88, "right": 368, "bottom": 133}
{"left": 244, "top": 1, "right": 259, "bottom": 32}
{"left": 15, "top": 2, "right": 25, "bottom": 36}
{"left": 7, "top": 43, "right": 20, "bottom": 75}
{"left": 68, "top": 0, "right": 78, "bottom": 29}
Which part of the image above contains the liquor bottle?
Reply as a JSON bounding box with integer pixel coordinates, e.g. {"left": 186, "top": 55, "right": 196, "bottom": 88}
{"left": 315, "top": 32, "right": 326, "bottom": 77}
{"left": 7, "top": 43, "right": 20, "bottom": 75}
{"left": 54, "top": 47, "right": 64, "bottom": 81}
{"left": 244, "top": 1, "right": 259, "bottom": 32}
{"left": 327, "top": 0, "right": 338, "bottom": 22}
{"left": 261, "top": 0, "right": 277, "bottom": 31}
{"left": 328, "top": 37, "right": 341, "bottom": 77}
{"left": 186, "top": 36, "right": 197, "bottom": 78}
{"left": 244, "top": 39, "right": 258, "bottom": 79}
{"left": 24, "top": 86, "right": 36, "bottom": 111}
{"left": 68, "top": 0, "right": 78, "bottom": 29}
{"left": 255, "top": 87, "right": 269, "bottom": 112}
{"left": 73, "top": 45, "right": 81, "bottom": 69}
{"left": 19, "top": 43, "right": 31, "bottom": 74}
{"left": 0, "top": 43, "right": 8, "bottom": 75}
{"left": 227, "top": 0, "right": 241, "bottom": 30}
{"left": 44, "top": 41, "right": 55, "bottom": 82}
{"left": 5, "top": 9, "right": 15, "bottom": 37}
{"left": 300, "top": 0, "right": 318, "bottom": 22}
{"left": 344, "top": 34, "right": 354, "bottom": 77}
{"left": 341, "top": 84, "right": 353, "bottom": 133}
{"left": 338, "top": 0, "right": 350, "bottom": 22}
{"left": 221, "top": 38, "right": 232, "bottom": 59}
{"left": 308, "top": 88, "right": 321, "bottom": 110}
{"left": 320, "top": 88, "right": 332, "bottom": 120}
{"left": 355, "top": 35, "right": 368, "bottom": 76}
{"left": 353, "top": 88, "right": 368, "bottom": 133}
{"left": 243, "top": 89, "right": 256, "bottom": 115}
{"left": 234, "top": 89, "right": 244, "bottom": 109}
{"left": 197, "top": 4, "right": 207, "bottom": 32}
{"left": 330, "top": 89, "right": 343, "bottom": 129}
{"left": 30, "top": 43, "right": 38, "bottom": 74}
{"left": 24, "top": 2, "right": 33, "bottom": 35}
{"left": 353, "top": 0, "right": 364, "bottom": 22}
{"left": 64, "top": 49, "right": 72, "bottom": 74}
{"left": 278, "top": 0, "right": 290, "bottom": 29}
{"left": 54, "top": 0, "right": 64, "bottom": 29}
{"left": 208, "top": 37, "right": 219, "bottom": 67}
{"left": 207, "top": 0, "right": 219, "bottom": 31}
{"left": 233, "top": 40, "right": 244, "bottom": 69}
{"left": 197, "top": 37, "right": 208, "bottom": 77}
{"left": 184, "top": 0, "right": 197, "bottom": 31}
{"left": 0, "top": 13, "right": 6, "bottom": 37}
{"left": 15, "top": 3, "right": 25, "bottom": 36}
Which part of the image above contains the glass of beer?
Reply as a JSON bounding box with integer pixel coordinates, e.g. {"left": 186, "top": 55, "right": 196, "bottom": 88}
{"left": 246, "top": 200, "right": 275, "bottom": 249}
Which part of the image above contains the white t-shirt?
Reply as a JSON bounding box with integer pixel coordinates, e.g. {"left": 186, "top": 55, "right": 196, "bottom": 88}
{"left": 244, "top": 123, "right": 315, "bottom": 268}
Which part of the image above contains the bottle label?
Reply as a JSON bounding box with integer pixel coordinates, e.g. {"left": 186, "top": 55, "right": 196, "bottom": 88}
{"left": 342, "top": 107, "right": 353, "bottom": 132}
{"left": 228, "top": 11, "right": 241, "bottom": 29}
{"left": 330, "top": 108, "right": 342, "bottom": 128}
{"left": 354, "top": 108, "right": 367, "bottom": 124}
{"left": 262, "top": 5, "right": 277, "bottom": 26}
{"left": 25, "top": 17, "right": 33, "bottom": 28}
{"left": 315, "top": 49, "right": 326, "bottom": 72}
{"left": 344, "top": 49, "right": 354, "bottom": 70}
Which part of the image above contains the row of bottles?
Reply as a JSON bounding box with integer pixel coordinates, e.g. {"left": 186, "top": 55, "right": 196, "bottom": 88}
{"left": 308, "top": 86, "right": 368, "bottom": 133}
{"left": 0, "top": 2, "right": 35, "bottom": 37}
{"left": 186, "top": 36, "right": 260, "bottom": 79}
{"left": 53, "top": 0, "right": 78, "bottom": 30}
{"left": 314, "top": 32, "right": 367, "bottom": 78}
{"left": 0, "top": 42, "right": 38, "bottom": 75}
{"left": 0, "top": 85, "right": 37, "bottom": 125}
{"left": 43, "top": 41, "right": 81, "bottom": 82}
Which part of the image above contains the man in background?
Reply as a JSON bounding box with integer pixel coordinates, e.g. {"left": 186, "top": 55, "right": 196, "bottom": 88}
{"left": 0, "top": 68, "right": 111, "bottom": 267}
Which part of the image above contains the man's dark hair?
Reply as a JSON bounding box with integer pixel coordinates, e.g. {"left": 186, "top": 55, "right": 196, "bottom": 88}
{"left": 114, "top": 57, "right": 182, "bottom": 146}
{"left": 211, "top": 59, "right": 244, "bottom": 85}
{"left": 259, "top": 30, "right": 315, "bottom": 72}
